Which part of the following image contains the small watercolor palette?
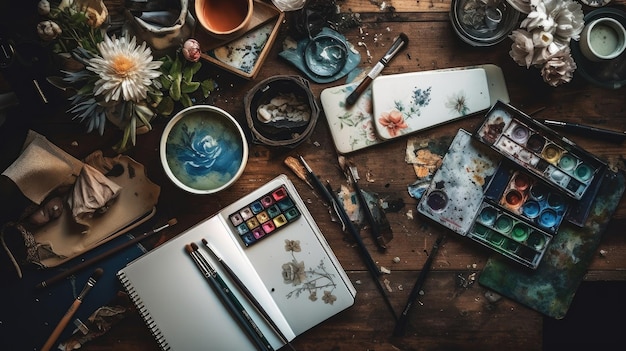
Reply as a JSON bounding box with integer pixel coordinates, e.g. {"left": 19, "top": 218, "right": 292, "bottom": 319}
{"left": 475, "top": 101, "right": 606, "bottom": 200}
{"left": 418, "top": 129, "right": 558, "bottom": 269}
{"left": 229, "top": 186, "right": 301, "bottom": 247}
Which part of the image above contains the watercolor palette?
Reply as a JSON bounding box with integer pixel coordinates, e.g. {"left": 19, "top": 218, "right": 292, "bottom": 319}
{"left": 228, "top": 185, "right": 301, "bottom": 247}
{"left": 418, "top": 129, "right": 559, "bottom": 269}
{"left": 475, "top": 101, "right": 606, "bottom": 200}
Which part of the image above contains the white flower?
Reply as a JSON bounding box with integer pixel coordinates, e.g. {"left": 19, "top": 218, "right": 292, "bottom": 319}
{"left": 37, "top": 20, "right": 62, "bottom": 41}
{"left": 87, "top": 35, "right": 162, "bottom": 103}
{"left": 540, "top": 47, "right": 577, "bottom": 87}
{"left": 532, "top": 31, "right": 553, "bottom": 48}
{"left": 509, "top": 30, "right": 535, "bottom": 68}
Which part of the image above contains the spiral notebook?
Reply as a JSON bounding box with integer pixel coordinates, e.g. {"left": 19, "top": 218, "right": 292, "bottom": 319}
{"left": 117, "top": 174, "right": 356, "bottom": 351}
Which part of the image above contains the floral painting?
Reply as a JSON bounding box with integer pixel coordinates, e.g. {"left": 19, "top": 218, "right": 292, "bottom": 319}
{"left": 281, "top": 240, "right": 338, "bottom": 305}
{"left": 378, "top": 86, "right": 432, "bottom": 137}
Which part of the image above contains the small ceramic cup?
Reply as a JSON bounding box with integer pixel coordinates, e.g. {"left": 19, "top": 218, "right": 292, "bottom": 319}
{"left": 580, "top": 17, "right": 626, "bottom": 62}
{"left": 195, "top": 0, "right": 253, "bottom": 40}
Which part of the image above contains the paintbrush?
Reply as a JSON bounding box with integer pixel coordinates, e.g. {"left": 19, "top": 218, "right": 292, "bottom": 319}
{"left": 202, "top": 238, "right": 296, "bottom": 351}
{"left": 186, "top": 243, "right": 274, "bottom": 351}
{"left": 40, "top": 268, "right": 103, "bottom": 351}
{"left": 339, "top": 156, "right": 391, "bottom": 251}
{"left": 298, "top": 155, "right": 398, "bottom": 321}
{"left": 36, "top": 218, "right": 178, "bottom": 289}
{"left": 393, "top": 234, "right": 445, "bottom": 337}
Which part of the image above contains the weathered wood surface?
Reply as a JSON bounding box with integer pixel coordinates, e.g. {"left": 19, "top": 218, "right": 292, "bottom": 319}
{"left": 3, "top": 0, "right": 625, "bottom": 350}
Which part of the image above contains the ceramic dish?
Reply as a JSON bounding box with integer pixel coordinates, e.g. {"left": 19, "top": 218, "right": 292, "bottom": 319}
{"left": 570, "top": 7, "right": 626, "bottom": 89}
{"left": 160, "top": 105, "right": 248, "bottom": 194}
{"left": 244, "top": 75, "right": 319, "bottom": 148}
{"left": 450, "top": 0, "right": 521, "bottom": 47}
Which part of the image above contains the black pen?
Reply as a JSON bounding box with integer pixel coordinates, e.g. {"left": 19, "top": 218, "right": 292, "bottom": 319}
{"left": 538, "top": 119, "right": 626, "bottom": 143}
{"left": 298, "top": 155, "right": 398, "bottom": 321}
{"left": 345, "top": 33, "right": 409, "bottom": 106}
{"left": 393, "top": 235, "right": 444, "bottom": 337}
{"left": 186, "top": 243, "right": 274, "bottom": 351}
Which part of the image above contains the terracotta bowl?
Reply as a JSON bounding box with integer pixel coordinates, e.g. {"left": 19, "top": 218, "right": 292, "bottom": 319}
{"left": 195, "top": 0, "right": 254, "bottom": 40}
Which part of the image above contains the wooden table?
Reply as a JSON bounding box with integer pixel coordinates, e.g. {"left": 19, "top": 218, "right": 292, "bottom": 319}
{"left": 2, "top": 1, "right": 626, "bottom": 350}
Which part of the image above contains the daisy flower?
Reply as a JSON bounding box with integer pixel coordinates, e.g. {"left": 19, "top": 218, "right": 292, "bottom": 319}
{"left": 87, "top": 35, "right": 162, "bottom": 103}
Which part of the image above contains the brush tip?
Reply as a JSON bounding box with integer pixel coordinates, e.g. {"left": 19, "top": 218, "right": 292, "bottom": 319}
{"left": 190, "top": 242, "right": 199, "bottom": 251}
{"left": 92, "top": 268, "right": 104, "bottom": 280}
{"left": 201, "top": 238, "right": 208, "bottom": 244}
{"left": 184, "top": 244, "right": 194, "bottom": 253}
{"left": 167, "top": 218, "right": 178, "bottom": 226}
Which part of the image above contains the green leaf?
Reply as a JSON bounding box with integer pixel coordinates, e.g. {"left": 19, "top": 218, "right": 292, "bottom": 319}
{"left": 170, "top": 74, "right": 182, "bottom": 101}
{"left": 180, "top": 93, "right": 192, "bottom": 108}
{"left": 183, "top": 61, "right": 202, "bottom": 82}
{"left": 159, "top": 75, "right": 172, "bottom": 90}
{"left": 170, "top": 55, "right": 183, "bottom": 76}
{"left": 156, "top": 97, "right": 175, "bottom": 116}
{"left": 181, "top": 81, "right": 200, "bottom": 94}
{"left": 201, "top": 79, "right": 217, "bottom": 98}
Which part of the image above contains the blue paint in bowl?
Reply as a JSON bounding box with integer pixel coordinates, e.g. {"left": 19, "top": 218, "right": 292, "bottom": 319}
{"left": 160, "top": 105, "right": 248, "bottom": 194}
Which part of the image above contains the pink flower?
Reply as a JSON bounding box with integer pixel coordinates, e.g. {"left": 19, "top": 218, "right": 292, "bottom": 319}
{"left": 378, "top": 109, "right": 408, "bottom": 137}
{"left": 182, "top": 38, "right": 201, "bottom": 62}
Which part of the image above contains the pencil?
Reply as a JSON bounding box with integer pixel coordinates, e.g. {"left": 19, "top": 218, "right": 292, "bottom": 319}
{"left": 36, "top": 218, "right": 177, "bottom": 289}
{"left": 202, "top": 238, "right": 296, "bottom": 351}
{"left": 185, "top": 243, "right": 274, "bottom": 351}
{"left": 40, "top": 268, "right": 103, "bottom": 351}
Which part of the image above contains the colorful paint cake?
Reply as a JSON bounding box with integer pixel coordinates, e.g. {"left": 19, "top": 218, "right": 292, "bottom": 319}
{"left": 229, "top": 186, "right": 301, "bottom": 246}
{"left": 475, "top": 101, "right": 605, "bottom": 200}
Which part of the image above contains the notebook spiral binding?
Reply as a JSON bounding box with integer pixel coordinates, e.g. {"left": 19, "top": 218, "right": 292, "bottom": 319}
{"left": 118, "top": 272, "right": 171, "bottom": 351}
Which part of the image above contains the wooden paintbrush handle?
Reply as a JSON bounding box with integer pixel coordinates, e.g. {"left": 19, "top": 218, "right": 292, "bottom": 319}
{"left": 41, "top": 299, "right": 81, "bottom": 351}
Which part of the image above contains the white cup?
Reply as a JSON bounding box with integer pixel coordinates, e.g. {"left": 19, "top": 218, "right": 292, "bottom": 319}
{"left": 580, "top": 17, "right": 626, "bottom": 62}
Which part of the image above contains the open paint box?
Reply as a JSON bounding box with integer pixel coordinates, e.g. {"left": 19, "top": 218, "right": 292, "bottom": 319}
{"left": 417, "top": 101, "right": 607, "bottom": 269}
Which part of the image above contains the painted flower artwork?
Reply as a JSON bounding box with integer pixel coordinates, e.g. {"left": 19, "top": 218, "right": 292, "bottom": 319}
{"left": 166, "top": 113, "right": 244, "bottom": 191}
{"left": 281, "top": 239, "right": 338, "bottom": 305}
{"left": 378, "top": 86, "right": 432, "bottom": 137}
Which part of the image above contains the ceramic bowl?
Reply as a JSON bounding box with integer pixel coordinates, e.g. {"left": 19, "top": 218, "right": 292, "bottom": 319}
{"left": 160, "top": 105, "right": 248, "bottom": 194}
{"left": 195, "top": 0, "right": 253, "bottom": 40}
{"left": 244, "top": 75, "right": 319, "bottom": 148}
{"left": 450, "top": 0, "right": 520, "bottom": 47}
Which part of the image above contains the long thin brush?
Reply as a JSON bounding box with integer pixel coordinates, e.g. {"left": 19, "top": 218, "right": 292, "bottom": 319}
{"left": 202, "top": 238, "right": 296, "bottom": 351}
{"left": 36, "top": 218, "right": 178, "bottom": 289}
{"left": 186, "top": 243, "right": 274, "bottom": 351}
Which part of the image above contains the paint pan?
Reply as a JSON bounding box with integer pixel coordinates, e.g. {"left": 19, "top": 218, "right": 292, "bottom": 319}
{"left": 475, "top": 101, "right": 607, "bottom": 201}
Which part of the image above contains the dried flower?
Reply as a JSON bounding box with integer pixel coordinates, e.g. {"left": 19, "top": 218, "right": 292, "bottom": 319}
{"left": 510, "top": 0, "right": 583, "bottom": 86}
{"left": 540, "top": 47, "right": 577, "bottom": 87}
{"left": 509, "top": 30, "right": 535, "bottom": 68}
{"left": 182, "top": 38, "right": 201, "bottom": 62}
{"left": 37, "top": 20, "right": 62, "bottom": 41}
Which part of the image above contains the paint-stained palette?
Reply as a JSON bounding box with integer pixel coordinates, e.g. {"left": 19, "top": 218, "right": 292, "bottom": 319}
{"left": 418, "top": 101, "right": 609, "bottom": 269}
{"left": 417, "top": 130, "right": 556, "bottom": 269}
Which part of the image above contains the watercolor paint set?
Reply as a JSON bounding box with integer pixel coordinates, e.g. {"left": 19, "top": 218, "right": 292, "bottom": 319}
{"left": 417, "top": 102, "right": 608, "bottom": 269}
{"left": 229, "top": 185, "right": 302, "bottom": 247}
{"left": 475, "top": 102, "right": 606, "bottom": 200}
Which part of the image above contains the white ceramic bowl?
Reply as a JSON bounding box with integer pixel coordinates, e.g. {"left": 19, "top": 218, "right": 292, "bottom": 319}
{"left": 160, "top": 105, "right": 248, "bottom": 194}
